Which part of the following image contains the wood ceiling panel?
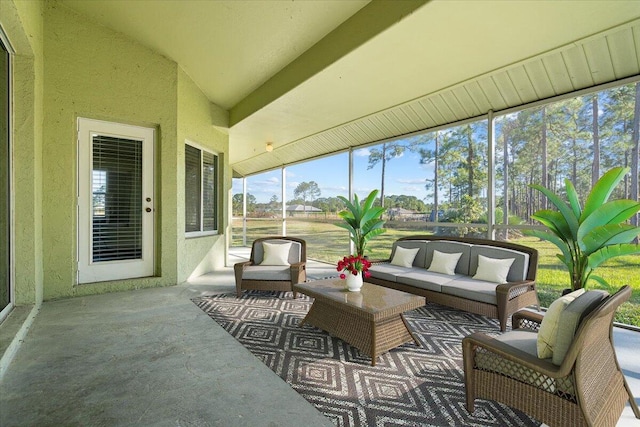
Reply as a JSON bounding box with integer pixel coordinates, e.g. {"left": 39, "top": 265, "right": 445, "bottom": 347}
{"left": 463, "top": 81, "right": 493, "bottom": 113}
{"left": 561, "top": 45, "right": 594, "bottom": 89}
{"left": 399, "top": 105, "right": 428, "bottom": 130}
{"left": 583, "top": 37, "right": 616, "bottom": 84}
{"left": 476, "top": 76, "right": 508, "bottom": 111}
{"left": 507, "top": 66, "right": 538, "bottom": 104}
{"left": 541, "top": 53, "right": 574, "bottom": 94}
{"left": 607, "top": 28, "right": 639, "bottom": 78}
{"left": 429, "top": 95, "right": 457, "bottom": 123}
{"left": 418, "top": 98, "right": 445, "bottom": 124}
{"left": 439, "top": 91, "right": 467, "bottom": 121}
{"left": 634, "top": 27, "right": 640, "bottom": 67}
{"left": 452, "top": 87, "right": 481, "bottom": 117}
{"left": 492, "top": 73, "right": 522, "bottom": 106}
{"left": 523, "top": 60, "right": 556, "bottom": 98}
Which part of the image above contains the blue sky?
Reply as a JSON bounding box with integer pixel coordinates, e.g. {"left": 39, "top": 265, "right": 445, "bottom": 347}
{"left": 233, "top": 144, "right": 436, "bottom": 204}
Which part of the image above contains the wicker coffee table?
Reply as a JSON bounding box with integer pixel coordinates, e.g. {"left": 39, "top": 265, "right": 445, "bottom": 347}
{"left": 293, "top": 278, "right": 425, "bottom": 366}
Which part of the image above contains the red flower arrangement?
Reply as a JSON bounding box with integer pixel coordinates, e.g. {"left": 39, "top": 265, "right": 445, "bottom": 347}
{"left": 337, "top": 254, "right": 372, "bottom": 279}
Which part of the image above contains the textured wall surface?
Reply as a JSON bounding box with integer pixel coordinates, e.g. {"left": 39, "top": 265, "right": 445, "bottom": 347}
{"left": 176, "top": 68, "right": 229, "bottom": 282}
{"left": 2, "top": 0, "right": 232, "bottom": 303}
{"left": 2, "top": 0, "right": 44, "bottom": 305}
{"left": 41, "top": 2, "right": 181, "bottom": 299}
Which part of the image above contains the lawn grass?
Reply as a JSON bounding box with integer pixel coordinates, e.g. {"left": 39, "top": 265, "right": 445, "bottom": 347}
{"left": 231, "top": 218, "right": 640, "bottom": 327}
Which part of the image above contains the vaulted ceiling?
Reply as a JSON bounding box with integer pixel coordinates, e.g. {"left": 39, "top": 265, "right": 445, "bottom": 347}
{"left": 60, "top": 0, "right": 640, "bottom": 176}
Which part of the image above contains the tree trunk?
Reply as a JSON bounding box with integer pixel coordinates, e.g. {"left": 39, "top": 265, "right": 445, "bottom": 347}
{"left": 631, "top": 83, "right": 640, "bottom": 240}
{"left": 592, "top": 95, "right": 600, "bottom": 187}
{"left": 503, "top": 126, "right": 509, "bottom": 235}
{"left": 434, "top": 133, "right": 439, "bottom": 223}
{"left": 467, "top": 126, "right": 474, "bottom": 197}
{"left": 380, "top": 143, "right": 386, "bottom": 208}
{"left": 541, "top": 106, "right": 548, "bottom": 209}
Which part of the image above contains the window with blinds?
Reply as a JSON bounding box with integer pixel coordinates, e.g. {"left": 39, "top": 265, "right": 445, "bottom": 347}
{"left": 185, "top": 143, "right": 218, "bottom": 235}
{"left": 92, "top": 135, "right": 143, "bottom": 262}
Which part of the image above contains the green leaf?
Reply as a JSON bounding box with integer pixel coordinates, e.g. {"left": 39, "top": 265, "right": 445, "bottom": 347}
{"left": 531, "top": 210, "right": 572, "bottom": 241}
{"left": 581, "top": 166, "right": 629, "bottom": 222}
{"left": 565, "top": 179, "right": 582, "bottom": 219}
{"left": 362, "top": 190, "right": 378, "bottom": 212}
{"left": 578, "top": 200, "right": 640, "bottom": 243}
{"left": 524, "top": 229, "right": 572, "bottom": 268}
{"left": 581, "top": 224, "right": 640, "bottom": 254}
{"left": 587, "top": 243, "right": 640, "bottom": 270}
{"left": 530, "top": 184, "right": 578, "bottom": 238}
{"left": 588, "top": 274, "right": 609, "bottom": 287}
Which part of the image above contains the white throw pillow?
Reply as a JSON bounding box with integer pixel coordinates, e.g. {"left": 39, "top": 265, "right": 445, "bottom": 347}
{"left": 472, "top": 255, "right": 515, "bottom": 283}
{"left": 260, "top": 242, "right": 292, "bottom": 266}
{"left": 427, "top": 250, "right": 463, "bottom": 275}
{"left": 390, "top": 246, "right": 421, "bottom": 268}
{"left": 537, "top": 289, "right": 585, "bottom": 359}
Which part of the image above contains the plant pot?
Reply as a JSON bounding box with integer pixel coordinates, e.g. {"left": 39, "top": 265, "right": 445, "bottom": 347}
{"left": 346, "top": 272, "right": 363, "bottom": 292}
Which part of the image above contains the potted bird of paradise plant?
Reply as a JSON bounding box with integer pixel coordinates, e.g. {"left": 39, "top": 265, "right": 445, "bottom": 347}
{"left": 335, "top": 190, "right": 386, "bottom": 291}
{"left": 527, "top": 166, "right": 640, "bottom": 292}
{"left": 336, "top": 189, "right": 386, "bottom": 258}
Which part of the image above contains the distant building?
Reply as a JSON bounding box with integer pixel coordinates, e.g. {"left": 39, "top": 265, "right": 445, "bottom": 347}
{"left": 285, "top": 204, "right": 322, "bottom": 216}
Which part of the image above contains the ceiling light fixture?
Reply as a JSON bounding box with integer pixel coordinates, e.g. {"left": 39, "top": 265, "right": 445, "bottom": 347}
{"left": 265, "top": 142, "right": 273, "bottom": 152}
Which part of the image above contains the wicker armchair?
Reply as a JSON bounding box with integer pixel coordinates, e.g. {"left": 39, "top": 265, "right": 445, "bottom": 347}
{"left": 462, "top": 285, "right": 639, "bottom": 427}
{"left": 234, "top": 236, "right": 306, "bottom": 298}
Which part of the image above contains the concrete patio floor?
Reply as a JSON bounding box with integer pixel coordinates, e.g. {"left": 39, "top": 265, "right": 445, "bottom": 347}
{"left": 0, "top": 248, "right": 637, "bottom": 426}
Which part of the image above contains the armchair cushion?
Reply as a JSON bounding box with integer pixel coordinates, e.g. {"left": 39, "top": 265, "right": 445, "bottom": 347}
{"left": 537, "top": 289, "right": 585, "bottom": 359}
{"left": 260, "top": 241, "right": 293, "bottom": 266}
{"left": 474, "top": 330, "right": 573, "bottom": 395}
{"left": 241, "top": 265, "right": 293, "bottom": 281}
{"left": 253, "top": 240, "right": 302, "bottom": 265}
{"left": 552, "top": 290, "right": 608, "bottom": 365}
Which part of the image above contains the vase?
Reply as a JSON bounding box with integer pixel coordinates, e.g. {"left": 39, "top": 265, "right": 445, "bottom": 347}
{"left": 346, "top": 272, "right": 363, "bottom": 292}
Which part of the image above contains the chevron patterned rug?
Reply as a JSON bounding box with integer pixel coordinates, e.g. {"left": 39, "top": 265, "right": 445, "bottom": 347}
{"left": 193, "top": 291, "right": 539, "bottom": 427}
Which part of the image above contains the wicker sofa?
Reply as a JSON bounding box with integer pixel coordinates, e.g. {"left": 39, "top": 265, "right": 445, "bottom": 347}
{"left": 367, "top": 235, "right": 539, "bottom": 331}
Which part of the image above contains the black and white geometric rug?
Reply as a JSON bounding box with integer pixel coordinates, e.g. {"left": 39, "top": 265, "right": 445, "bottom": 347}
{"left": 192, "top": 291, "right": 540, "bottom": 427}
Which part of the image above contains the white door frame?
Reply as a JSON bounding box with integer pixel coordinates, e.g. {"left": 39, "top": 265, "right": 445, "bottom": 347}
{"left": 77, "top": 118, "right": 155, "bottom": 283}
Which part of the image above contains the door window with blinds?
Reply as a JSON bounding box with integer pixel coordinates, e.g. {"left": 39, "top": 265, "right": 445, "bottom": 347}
{"left": 77, "top": 118, "right": 155, "bottom": 283}
{"left": 185, "top": 142, "right": 218, "bottom": 236}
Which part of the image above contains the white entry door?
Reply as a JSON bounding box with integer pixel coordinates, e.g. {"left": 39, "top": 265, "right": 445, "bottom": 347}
{"left": 77, "top": 118, "right": 155, "bottom": 283}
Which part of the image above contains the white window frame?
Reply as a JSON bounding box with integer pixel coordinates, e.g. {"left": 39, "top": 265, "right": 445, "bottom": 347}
{"left": 185, "top": 140, "right": 219, "bottom": 237}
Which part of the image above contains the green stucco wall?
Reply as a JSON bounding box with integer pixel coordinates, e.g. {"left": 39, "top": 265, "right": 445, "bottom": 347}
{"left": 177, "top": 68, "right": 229, "bottom": 282}
{"left": 2, "top": 0, "right": 45, "bottom": 305}
{"left": 39, "top": 1, "right": 231, "bottom": 299}
{"left": 42, "top": 2, "right": 179, "bottom": 298}
{"left": 1, "top": 0, "right": 231, "bottom": 305}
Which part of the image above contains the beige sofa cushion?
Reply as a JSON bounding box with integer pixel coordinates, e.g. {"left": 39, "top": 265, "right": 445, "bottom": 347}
{"left": 472, "top": 255, "right": 514, "bottom": 283}
{"left": 470, "top": 245, "right": 529, "bottom": 282}
{"left": 390, "top": 240, "right": 429, "bottom": 268}
{"left": 391, "top": 246, "right": 421, "bottom": 268}
{"left": 396, "top": 270, "right": 461, "bottom": 292}
{"left": 427, "top": 250, "right": 462, "bottom": 275}
{"left": 425, "top": 241, "right": 473, "bottom": 275}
